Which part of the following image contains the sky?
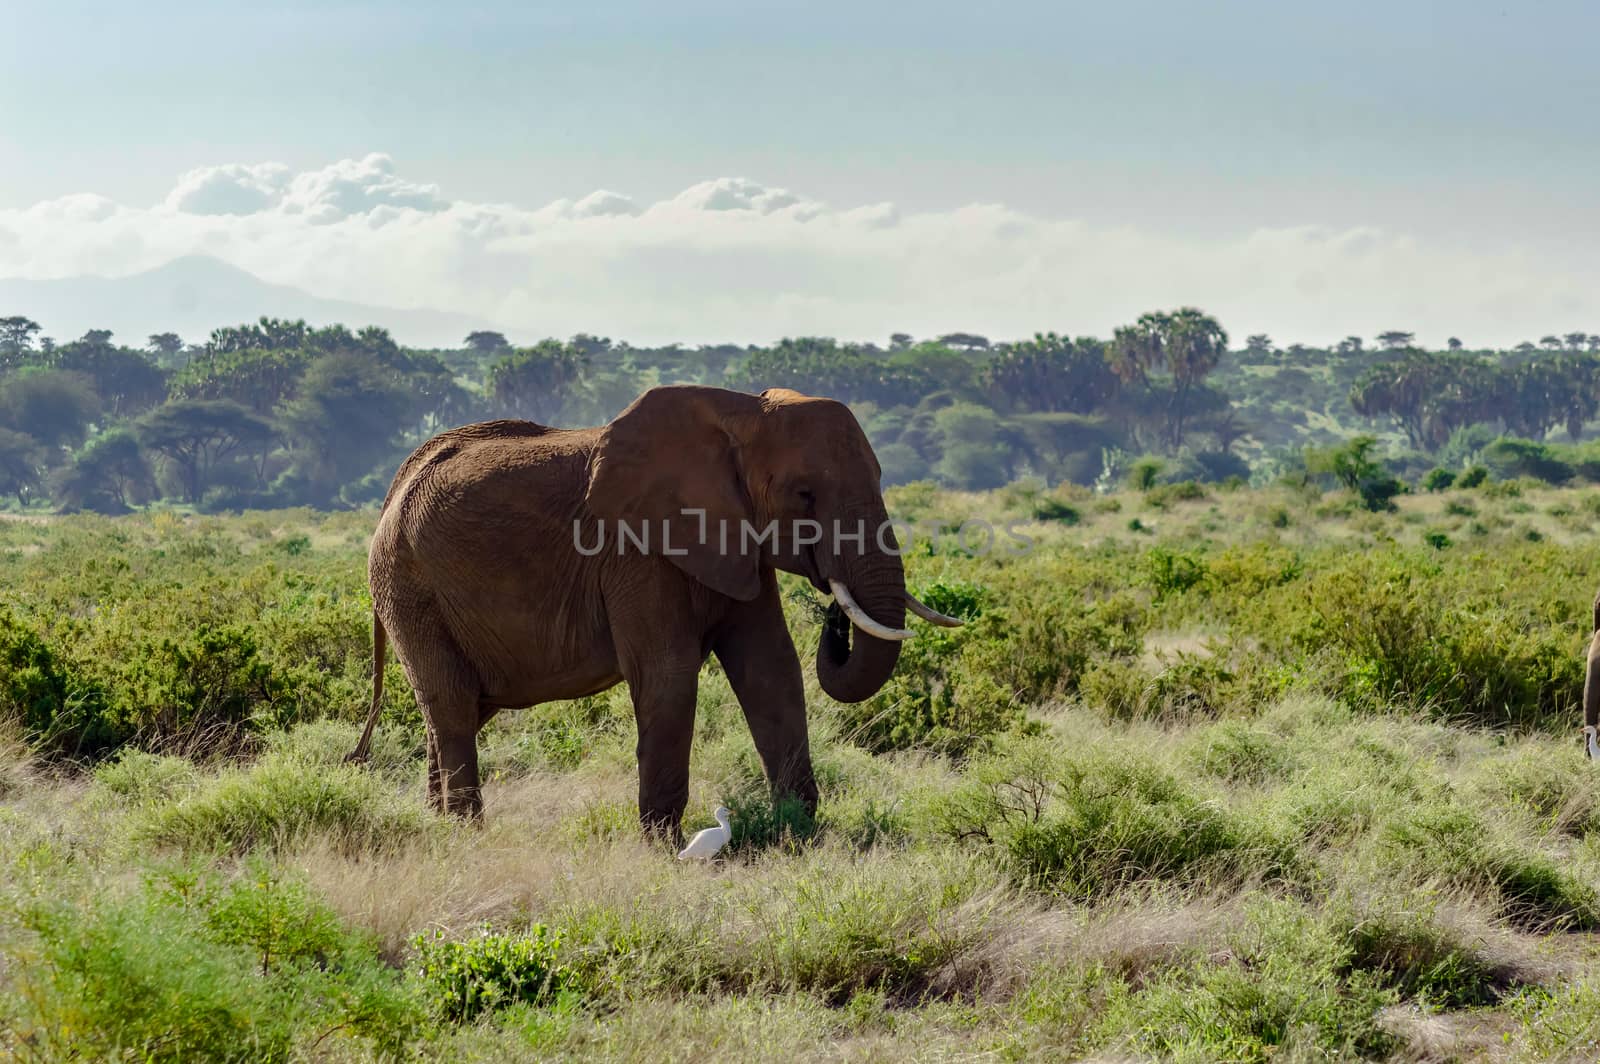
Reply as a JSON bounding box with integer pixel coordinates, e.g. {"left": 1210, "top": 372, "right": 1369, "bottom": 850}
{"left": 2, "top": 0, "right": 1597, "bottom": 347}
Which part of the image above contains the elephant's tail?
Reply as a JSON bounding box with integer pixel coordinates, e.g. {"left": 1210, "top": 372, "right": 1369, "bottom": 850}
{"left": 345, "top": 610, "right": 386, "bottom": 765}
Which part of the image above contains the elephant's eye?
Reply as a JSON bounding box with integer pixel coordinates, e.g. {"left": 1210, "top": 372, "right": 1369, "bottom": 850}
{"left": 796, "top": 488, "right": 816, "bottom": 510}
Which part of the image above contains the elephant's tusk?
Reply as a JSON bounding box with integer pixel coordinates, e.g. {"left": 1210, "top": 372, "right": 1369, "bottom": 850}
{"left": 1587, "top": 725, "right": 1600, "bottom": 761}
{"left": 828, "top": 580, "right": 914, "bottom": 641}
{"left": 904, "top": 592, "right": 965, "bottom": 628}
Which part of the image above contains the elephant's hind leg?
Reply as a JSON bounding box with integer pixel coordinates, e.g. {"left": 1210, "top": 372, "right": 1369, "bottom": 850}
{"left": 428, "top": 704, "right": 483, "bottom": 820}
{"left": 383, "top": 607, "right": 485, "bottom": 819}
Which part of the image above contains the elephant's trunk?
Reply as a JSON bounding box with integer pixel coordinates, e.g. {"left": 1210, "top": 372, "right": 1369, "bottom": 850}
{"left": 815, "top": 506, "right": 906, "bottom": 704}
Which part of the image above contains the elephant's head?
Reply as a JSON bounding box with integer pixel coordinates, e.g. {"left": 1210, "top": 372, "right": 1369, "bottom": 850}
{"left": 584, "top": 385, "right": 959, "bottom": 703}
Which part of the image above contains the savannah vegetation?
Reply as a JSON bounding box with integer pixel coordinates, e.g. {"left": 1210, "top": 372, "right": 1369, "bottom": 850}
{"left": 4, "top": 473, "right": 1600, "bottom": 1059}
{"left": 7, "top": 310, "right": 1600, "bottom": 513}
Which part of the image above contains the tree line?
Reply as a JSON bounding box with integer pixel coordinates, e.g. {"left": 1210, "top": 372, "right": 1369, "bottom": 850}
{"left": 1, "top": 309, "right": 1597, "bottom": 513}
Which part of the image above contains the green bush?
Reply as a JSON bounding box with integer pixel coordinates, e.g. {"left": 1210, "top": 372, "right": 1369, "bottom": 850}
{"left": 1457, "top": 465, "right": 1489, "bottom": 488}
{"left": 1384, "top": 805, "right": 1600, "bottom": 929}
{"left": 839, "top": 581, "right": 1031, "bottom": 755}
{"left": 1144, "top": 547, "right": 1208, "bottom": 598}
{"left": 1108, "top": 901, "right": 1397, "bottom": 1062}
{"left": 1340, "top": 904, "right": 1520, "bottom": 1008}
{"left": 91, "top": 748, "right": 198, "bottom": 805}
{"left": 12, "top": 896, "right": 295, "bottom": 1061}
{"left": 1144, "top": 480, "right": 1207, "bottom": 509}
{"left": 12, "top": 871, "right": 423, "bottom": 1062}
{"left": 1292, "top": 560, "right": 1582, "bottom": 731}
{"left": 109, "top": 624, "right": 293, "bottom": 751}
{"left": 1481, "top": 438, "right": 1574, "bottom": 484}
{"left": 1031, "top": 498, "right": 1081, "bottom": 524}
{"left": 413, "top": 925, "right": 577, "bottom": 1023}
{"left": 0, "top": 609, "right": 116, "bottom": 756}
{"left": 1187, "top": 721, "right": 1300, "bottom": 784}
{"left": 1127, "top": 457, "right": 1164, "bottom": 491}
{"left": 939, "top": 743, "right": 1297, "bottom": 898}
{"left": 134, "top": 750, "right": 432, "bottom": 855}
{"left": 1421, "top": 467, "right": 1456, "bottom": 492}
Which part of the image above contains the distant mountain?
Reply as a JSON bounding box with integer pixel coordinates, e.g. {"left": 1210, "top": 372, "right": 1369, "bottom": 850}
{"left": 0, "top": 256, "right": 496, "bottom": 348}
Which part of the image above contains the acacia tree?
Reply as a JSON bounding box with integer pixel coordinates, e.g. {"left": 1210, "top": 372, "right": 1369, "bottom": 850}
{"left": 48, "top": 336, "right": 167, "bottom": 418}
{"left": 1108, "top": 307, "right": 1229, "bottom": 451}
{"left": 0, "top": 428, "right": 43, "bottom": 506}
{"left": 147, "top": 333, "right": 184, "bottom": 358}
{"left": 136, "top": 400, "right": 276, "bottom": 504}
{"left": 465, "top": 330, "right": 511, "bottom": 354}
{"left": 51, "top": 429, "right": 155, "bottom": 513}
{"left": 0, "top": 369, "right": 100, "bottom": 449}
{"left": 278, "top": 352, "right": 411, "bottom": 504}
{"left": 0, "top": 317, "right": 41, "bottom": 366}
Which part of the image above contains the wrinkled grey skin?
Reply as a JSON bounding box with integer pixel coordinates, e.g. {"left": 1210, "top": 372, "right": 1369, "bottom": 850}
{"left": 346, "top": 385, "right": 914, "bottom": 840}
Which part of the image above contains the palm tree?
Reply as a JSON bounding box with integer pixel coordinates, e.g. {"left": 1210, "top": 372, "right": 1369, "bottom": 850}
{"left": 1109, "top": 307, "right": 1228, "bottom": 451}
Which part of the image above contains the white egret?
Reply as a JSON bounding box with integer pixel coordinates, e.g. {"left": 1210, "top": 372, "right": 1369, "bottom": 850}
{"left": 677, "top": 805, "right": 732, "bottom": 861}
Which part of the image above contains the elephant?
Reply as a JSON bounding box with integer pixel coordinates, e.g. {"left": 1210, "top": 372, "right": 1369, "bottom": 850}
{"left": 1586, "top": 590, "right": 1600, "bottom": 759}
{"left": 345, "top": 384, "right": 963, "bottom": 838}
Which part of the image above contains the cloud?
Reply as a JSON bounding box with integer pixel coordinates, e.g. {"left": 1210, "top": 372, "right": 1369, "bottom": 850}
{"left": 166, "top": 162, "right": 291, "bottom": 216}
{"left": 0, "top": 154, "right": 1594, "bottom": 347}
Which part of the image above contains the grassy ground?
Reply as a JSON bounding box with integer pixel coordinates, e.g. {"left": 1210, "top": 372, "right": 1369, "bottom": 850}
{"left": 3, "top": 478, "right": 1600, "bottom": 1060}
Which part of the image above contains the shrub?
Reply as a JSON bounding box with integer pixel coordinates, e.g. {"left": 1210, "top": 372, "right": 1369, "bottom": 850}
{"left": 1108, "top": 901, "right": 1397, "bottom": 1062}
{"left": 736, "top": 854, "right": 999, "bottom": 1004}
{"left": 413, "top": 925, "right": 576, "bottom": 1023}
{"left": 1144, "top": 480, "right": 1208, "bottom": 509}
{"left": 1307, "top": 435, "right": 1406, "bottom": 512}
{"left": 724, "top": 790, "right": 816, "bottom": 855}
{"left": 1144, "top": 547, "right": 1208, "bottom": 598}
{"left": 108, "top": 624, "right": 292, "bottom": 753}
{"left": 1031, "top": 498, "right": 1080, "bottom": 524}
{"left": 838, "top": 580, "right": 1034, "bottom": 755}
{"left": 0, "top": 609, "right": 116, "bottom": 757}
{"left": 1384, "top": 806, "right": 1600, "bottom": 929}
{"left": 1421, "top": 467, "right": 1456, "bottom": 492}
{"left": 939, "top": 743, "right": 1298, "bottom": 897}
{"left": 196, "top": 859, "right": 350, "bottom": 975}
{"left": 91, "top": 748, "right": 198, "bottom": 805}
{"left": 1128, "top": 457, "right": 1164, "bottom": 491}
{"left": 1187, "top": 721, "right": 1299, "bottom": 784}
{"left": 1293, "top": 560, "right": 1583, "bottom": 731}
{"left": 1481, "top": 438, "right": 1573, "bottom": 484}
{"left": 1423, "top": 530, "right": 1452, "bottom": 550}
{"left": 1340, "top": 904, "right": 1522, "bottom": 1008}
{"left": 134, "top": 750, "right": 432, "bottom": 855}
{"left": 12, "top": 896, "right": 294, "bottom": 1061}
{"left": 1457, "top": 465, "right": 1489, "bottom": 488}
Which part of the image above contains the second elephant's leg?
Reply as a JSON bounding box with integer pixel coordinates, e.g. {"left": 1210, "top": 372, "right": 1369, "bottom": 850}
{"left": 713, "top": 571, "right": 818, "bottom": 815}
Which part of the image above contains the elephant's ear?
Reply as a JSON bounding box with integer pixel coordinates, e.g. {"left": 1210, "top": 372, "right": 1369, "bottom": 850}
{"left": 585, "top": 386, "right": 764, "bottom": 602}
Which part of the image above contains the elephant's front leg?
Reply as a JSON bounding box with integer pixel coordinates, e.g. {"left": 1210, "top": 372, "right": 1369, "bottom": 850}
{"left": 627, "top": 668, "right": 700, "bottom": 842}
{"left": 713, "top": 571, "right": 818, "bottom": 816}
